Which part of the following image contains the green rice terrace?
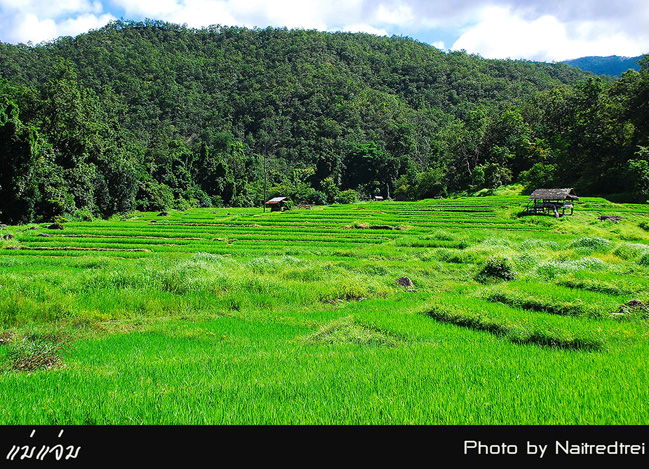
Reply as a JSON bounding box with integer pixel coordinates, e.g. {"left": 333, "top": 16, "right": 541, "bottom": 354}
{"left": 1, "top": 194, "right": 649, "bottom": 424}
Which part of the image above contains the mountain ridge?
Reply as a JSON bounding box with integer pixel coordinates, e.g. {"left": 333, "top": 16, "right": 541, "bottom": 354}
{"left": 561, "top": 54, "right": 643, "bottom": 77}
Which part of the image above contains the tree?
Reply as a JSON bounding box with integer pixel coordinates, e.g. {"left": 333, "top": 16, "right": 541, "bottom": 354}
{"left": 0, "top": 99, "right": 42, "bottom": 223}
{"left": 0, "top": 96, "right": 78, "bottom": 223}
{"left": 626, "top": 56, "right": 649, "bottom": 147}
{"left": 342, "top": 142, "right": 400, "bottom": 197}
{"left": 627, "top": 147, "right": 649, "bottom": 203}
{"left": 320, "top": 177, "right": 339, "bottom": 204}
{"left": 0, "top": 21, "right": 601, "bottom": 218}
{"left": 482, "top": 107, "right": 531, "bottom": 178}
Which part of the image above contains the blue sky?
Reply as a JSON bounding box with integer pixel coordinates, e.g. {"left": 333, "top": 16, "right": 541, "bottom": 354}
{"left": 0, "top": 0, "right": 648, "bottom": 62}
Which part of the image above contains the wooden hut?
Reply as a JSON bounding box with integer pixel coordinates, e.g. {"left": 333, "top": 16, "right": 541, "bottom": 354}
{"left": 265, "top": 197, "right": 289, "bottom": 212}
{"left": 526, "top": 188, "right": 579, "bottom": 217}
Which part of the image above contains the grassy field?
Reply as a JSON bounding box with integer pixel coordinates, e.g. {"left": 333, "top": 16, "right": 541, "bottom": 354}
{"left": 1, "top": 194, "right": 649, "bottom": 425}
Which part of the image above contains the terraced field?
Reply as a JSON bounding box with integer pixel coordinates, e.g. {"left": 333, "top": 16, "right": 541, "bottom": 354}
{"left": 1, "top": 195, "right": 649, "bottom": 425}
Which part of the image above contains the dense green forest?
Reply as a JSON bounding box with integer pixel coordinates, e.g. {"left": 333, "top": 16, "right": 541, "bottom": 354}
{"left": 0, "top": 19, "right": 648, "bottom": 224}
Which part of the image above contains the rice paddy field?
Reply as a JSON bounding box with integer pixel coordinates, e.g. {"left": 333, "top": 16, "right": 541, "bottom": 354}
{"left": 1, "top": 195, "right": 649, "bottom": 425}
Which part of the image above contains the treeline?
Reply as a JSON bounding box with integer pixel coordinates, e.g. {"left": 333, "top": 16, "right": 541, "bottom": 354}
{"left": 0, "top": 19, "right": 648, "bottom": 224}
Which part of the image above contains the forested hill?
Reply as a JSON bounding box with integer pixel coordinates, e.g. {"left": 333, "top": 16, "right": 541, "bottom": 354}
{"left": 0, "top": 20, "right": 648, "bottom": 224}
{"left": 562, "top": 55, "right": 642, "bottom": 77}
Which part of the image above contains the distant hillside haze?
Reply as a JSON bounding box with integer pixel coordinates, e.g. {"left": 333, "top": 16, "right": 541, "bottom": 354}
{"left": 561, "top": 55, "right": 643, "bottom": 77}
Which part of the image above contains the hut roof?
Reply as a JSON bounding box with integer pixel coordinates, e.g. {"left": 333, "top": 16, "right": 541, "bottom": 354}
{"left": 529, "top": 188, "right": 579, "bottom": 201}
{"left": 266, "top": 197, "right": 288, "bottom": 204}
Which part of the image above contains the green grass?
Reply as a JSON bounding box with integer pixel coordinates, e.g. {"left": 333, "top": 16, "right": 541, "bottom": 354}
{"left": 1, "top": 196, "right": 649, "bottom": 424}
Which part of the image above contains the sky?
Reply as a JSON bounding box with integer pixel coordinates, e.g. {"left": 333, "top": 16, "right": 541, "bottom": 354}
{"left": 0, "top": 0, "right": 648, "bottom": 62}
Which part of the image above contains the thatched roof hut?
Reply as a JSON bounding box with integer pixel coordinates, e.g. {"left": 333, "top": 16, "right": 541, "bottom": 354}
{"left": 529, "top": 188, "right": 579, "bottom": 202}
{"left": 526, "top": 188, "right": 578, "bottom": 217}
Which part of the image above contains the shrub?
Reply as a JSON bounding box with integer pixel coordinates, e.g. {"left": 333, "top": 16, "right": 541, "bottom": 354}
{"left": 612, "top": 243, "right": 649, "bottom": 260}
{"left": 137, "top": 181, "right": 175, "bottom": 211}
{"left": 430, "top": 230, "right": 455, "bottom": 241}
{"left": 69, "top": 207, "right": 95, "bottom": 222}
{"left": 436, "top": 249, "right": 476, "bottom": 264}
{"left": 639, "top": 252, "right": 649, "bottom": 266}
{"left": 520, "top": 238, "right": 559, "bottom": 251}
{"left": 513, "top": 252, "right": 539, "bottom": 270}
{"left": 569, "top": 237, "right": 610, "bottom": 252}
{"left": 308, "top": 191, "right": 328, "bottom": 205}
{"left": 336, "top": 189, "right": 358, "bottom": 204}
{"left": 174, "top": 197, "right": 192, "bottom": 211}
{"left": 476, "top": 256, "right": 516, "bottom": 282}
{"left": 320, "top": 177, "right": 339, "bottom": 204}
{"left": 534, "top": 257, "right": 606, "bottom": 279}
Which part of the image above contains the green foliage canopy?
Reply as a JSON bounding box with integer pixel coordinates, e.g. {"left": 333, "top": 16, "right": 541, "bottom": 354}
{"left": 0, "top": 20, "right": 647, "bottom": 223}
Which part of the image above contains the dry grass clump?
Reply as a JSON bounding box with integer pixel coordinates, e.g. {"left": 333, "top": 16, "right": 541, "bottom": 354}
{"left": 1, "top": 328, "right": 67, "bottom": 372}
{"left": 302, "top": 316, "right": 401, "bottom": 347}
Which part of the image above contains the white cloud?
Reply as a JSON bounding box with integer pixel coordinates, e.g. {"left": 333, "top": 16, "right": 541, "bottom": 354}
{"left": 5, "top": 12, "right": 117, "bottom": 43}
{"left": 0, "top": 0, "right": 647, "bottom": 60}
{"left": 11, "top": 13, "right": 57, "bottom": 44}
{"left": 108, "top": 0, "right": 182, "bottom": 19}
{"left": 0, "top": 0, "right": 102, "bottom": 20}
{"left": 451, "top": 5, "right": 646, "bottom": 61}
{"left": 57, "top": 12, "right": 116, "bottom": 37}
{"left": 341, "top": 23, "right": 388, "bottom": 36}
{"left": 0, "top": 0, "right": 115, "bottom": 43}
{"left": 452, "top": 7, "right": 564, "bottom": 60}
{"left": 237, "top": 0, "right": 328, "bottom": 30}
{"left": 167, "top": 0, "right": 237, "bottom": 28}
{"left": 107, "top": 0, "right": 361, "bottom": 31}
{"left": 149, "top": 0, "right": 378, "bottom": 37}
{"left": 375, "top": 3, "right": 415, "bottom": 26}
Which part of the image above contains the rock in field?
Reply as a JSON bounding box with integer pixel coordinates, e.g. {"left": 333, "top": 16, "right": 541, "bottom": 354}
{"left": 396, "top": 276, "right": 414, "bottom": 288}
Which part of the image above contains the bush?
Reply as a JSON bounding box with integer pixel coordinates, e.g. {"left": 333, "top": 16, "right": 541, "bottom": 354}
{"left": 476, "top": 256, "right": 516, "bottom": 282}
{"left": 336, "top": 189, "right": 358, "bottom": 204}
{"left": 612, "top": 243, "right": 649, "bottom": 260}
{"left": 320, "top": 177, "right": 339, "bottom": 204}
{"left": 137, "top": 181, "right": 175, "bottom": 211}
{"left": 639, "top": 252, "right": 649, "bottom": 266}
{"left": 174, "top": 197, "right": 192, "bottom": 211}
{"left": 69, "top": 207, "right": 95, "bottom": 222}
{"left": 520, "top": 238, "right": 560, "bottom": 251}
{"left": 308, "top": 191, "right": 328, "bottom": 205}
{"left": 519, "top": 163, "right": 557, "bottom": 194}
{"left": 534, "top": 257, "right": 606, "bottom": 279}
{"left": 569, "top": 237, "right": 611, "bottom": 252}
